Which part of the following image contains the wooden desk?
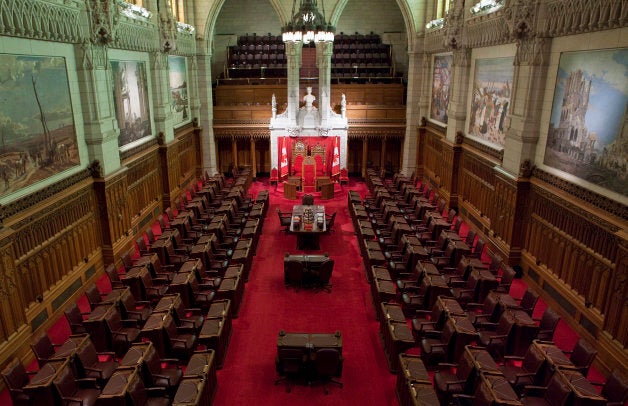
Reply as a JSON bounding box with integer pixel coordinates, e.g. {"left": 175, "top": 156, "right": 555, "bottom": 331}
{"left": 396, "top": 354, "right": 438, "bottom": 406}
{"left": 140, "top": 313, "right": 169, "bottom": 358}
{"left": 98, "top": 367, "right": 139, "bottom": 406}
{"left": 150, "top": 238, "right": 173, "bottom": 265}
{"left": 449, "top": 315, "right": 479, "bottom": 362}
{"left": 118, "top": 342, "right": 154, "bottom": 369}
{"left": 475, "top": 372, "right": 522, "bottom": 406}
{"left": 122, "top": 265, "right": 150, "bottom": 302}
{"left": 173, "top": 376, "right": 212, "bottom": 406}
{"left": 315, "top": 176, "right": 331, "bottom": 191}
{"left": 383, "top": 320, "right": 415, "bottom": 373}
{"left": 484, "top": 291, "right": 521, "bottom": 323}
{"left": 23, "top": 359, "right": 69, "bottom": 406}
{"left": 372, "top": 278, "right": 397, "bottom": 319}
{"left": 277, "top": 332, "right": 342, "bottom": 353}
{"left": 84, "top": 303, "right": 116, "bottom": 352}
{"left": 504, "top": 310, "right": 539, "bottom": 357}
{"left": 320, "top": 182, "right": 334, "bottom": 199}
{"left": 283, "top": 181, "right": 297, "bottom": 200}
{"left": 167, "top": 271, "right": 197, "bottom": 308}
{"left": 556, "top": 368, "right": 607, "bottom": 406}
{"left": 216, "top": 276, "right": 243, "bottom": 318}
{"left": 531, "top": 339, "right": 575, "bottom": 385}
{"left": 199, "top": 316, "right": 230, "bottom": 368}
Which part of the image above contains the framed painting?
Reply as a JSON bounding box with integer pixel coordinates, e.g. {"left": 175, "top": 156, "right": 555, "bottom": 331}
{"left": 545, "top": 48, "right": 628, "bottom": 197}
{"left": 0, "top": 54, "right": 79, "bottom": 197}
{"left": 168, "top": 56, "right": 189, "bottom": 127}
{"left": 429, "top": 53, "right": 452, "bottom": 125}
{"left": 468, "top": 57, "right": 514, "bottom": 147}
{"left": 111, "top": 60, "right": 153, "bottom": 147}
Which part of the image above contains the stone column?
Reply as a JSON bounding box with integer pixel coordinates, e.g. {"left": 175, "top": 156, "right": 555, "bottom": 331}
{"left": 285, "top": 41, "right": 303, "bottom": 123}
{"left": 250, "top": 137, "right": 257, "bottom": 178}
{"left": 446, "top": 47, "right": 472, "bottom": 143}
{"left": 150, "top": 51, "right": 175, "bottom": 144}
{"left": 74, "top": 43, "right": 121, "bottom": 176}
{"left": 503, "top": 37, "right": 550, "bottom": 174}
{"left": 401, "top": 50, "right": 426, "bottom": 176}
{"left": 195, "top": 38, "right": 218, "bottom": 174}
{"left": 231, "top": 137, "right": 238, "bottom": 170}
{"left": 316, "top": 40, "right": 333, "bottom": 126}
{"left": 362, "top": 138, "right": 368, "bottom": 179}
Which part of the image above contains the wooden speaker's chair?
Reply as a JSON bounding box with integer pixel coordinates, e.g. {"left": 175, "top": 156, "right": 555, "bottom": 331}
{"left": 311, "top": 143, "right": 326, "bottom": 176}
{"left": 302, "top": 156, "right": 317, "bottom": 193}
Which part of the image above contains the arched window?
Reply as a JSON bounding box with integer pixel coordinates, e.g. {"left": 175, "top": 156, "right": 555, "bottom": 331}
{"left": 127, "top": 0, "right": 144, "bottom": 7}
{"left": 170, "top": 0, "right": 186, "bottom": 23}
{"left": 436, "top": 0, "right": 450, "bottom": 19}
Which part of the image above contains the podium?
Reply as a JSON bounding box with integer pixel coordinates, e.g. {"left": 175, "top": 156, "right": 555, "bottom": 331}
{"left": 283, "top": 181, "right": 297, "bottom": 200}
{"left": 321, "top": 182, "right": 334, "bottom": 200}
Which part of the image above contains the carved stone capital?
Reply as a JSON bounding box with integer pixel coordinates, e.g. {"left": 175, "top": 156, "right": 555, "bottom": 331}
{"left": 504, "top": 0, "right": 537, "bottom": 40}
{"left": 519, "top": 159, "right": 534, "bottom": 177}
{"left": 88, "top": 160, "right": 103, "bottom": 178}
{"left": 455, "top": 131, "right": 464, "bottom": 145}
{"left": 515, "top": 36, "right": 548, "bottom": 66}
{"left": 87, "top": 0, "right": 118, "bottom": 45}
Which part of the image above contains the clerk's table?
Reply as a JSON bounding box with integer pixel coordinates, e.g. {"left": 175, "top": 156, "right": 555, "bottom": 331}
{"left": 289, "top": 205, "right": 326, "bottom": 250}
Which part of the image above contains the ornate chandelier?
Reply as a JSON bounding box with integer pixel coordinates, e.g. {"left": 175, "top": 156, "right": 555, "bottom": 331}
{"left": 282, "top": 0, "right": 335, "bottom": 44}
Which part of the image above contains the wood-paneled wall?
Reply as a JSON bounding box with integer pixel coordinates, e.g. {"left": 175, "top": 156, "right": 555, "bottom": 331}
{"left": 417, "top": 122, "right": 628, "bottom": 373}
{"left": 0, "top": 126, "right": 203, "bottom": 371}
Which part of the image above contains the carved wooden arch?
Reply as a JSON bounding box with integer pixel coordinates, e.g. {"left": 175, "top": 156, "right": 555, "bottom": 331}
{"left": 310, "top": 143, "right": 326, "bottom": 166}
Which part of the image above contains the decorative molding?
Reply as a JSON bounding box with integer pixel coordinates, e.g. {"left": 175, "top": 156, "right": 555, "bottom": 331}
{"left": 464, "top": 9, "right": 510, "bottom": 48}
{"left": 0, "top": 169, "right": 92, "bottom": 222}
{"left": 213, "top": 119, "right": 271, "bottom": 125}
{"left": 112, "top": 13, "right": 159, "bottom": 52}
{"left": 213, "top": 129, "right": 270, "bottom": 139}
{"left": 532, "top": 168, "right": 628, "bottom": 220}
{"left": 348, "top": 129, "right": 405, "bottom": 139}
{"left": 463, "top": 136, "right": 505, "bottom": 161}
{"left": 541, "top": 0, "right": 627, "bottom": 37}
{"left": 0, "top": 0, "right": 85, "bottom": 43}
{"left": 120, "top": 138, "right": 159, "bottom": 161}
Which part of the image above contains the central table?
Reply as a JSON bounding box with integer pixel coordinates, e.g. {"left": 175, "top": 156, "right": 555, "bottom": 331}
{"left": 290, "top": 205, "right": 326, "bottom": 250}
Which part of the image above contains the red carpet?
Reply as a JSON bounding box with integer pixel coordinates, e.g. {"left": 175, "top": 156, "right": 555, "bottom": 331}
{"left": 0, "top": 178, "right": 605, "bottom": 405}
{"left": 212, "top": 180, "right": 398, "bottom": 405}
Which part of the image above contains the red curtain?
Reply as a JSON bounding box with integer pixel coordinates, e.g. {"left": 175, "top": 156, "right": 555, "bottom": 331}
{"left": 277, "top": 136, "right": 338, "bottom": 177}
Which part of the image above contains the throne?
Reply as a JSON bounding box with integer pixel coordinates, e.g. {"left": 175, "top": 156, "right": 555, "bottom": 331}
{"left": 302, "top": 156, "right": 317, "bottom": 193}
{"left": 291, "top": 141, "right": 306, "bottom": 178}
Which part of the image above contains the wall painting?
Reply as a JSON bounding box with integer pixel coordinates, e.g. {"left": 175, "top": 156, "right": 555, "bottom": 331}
{"left": 168, "top": 56, "right": 189, "bottom": 127}
{"left": 0, "top": 54, "right": 79, "bottom": 197}
{"left": 468, "top": 57, "right": 514, "bottom": 148}
{"left": 545, "top": 48, "right": 628, "bottom": 197}
{"left": 430, "top": 53, "right": 452, "bottom": 125}
{"left": 111, "top": 60, "right": 152, "bottom": 147}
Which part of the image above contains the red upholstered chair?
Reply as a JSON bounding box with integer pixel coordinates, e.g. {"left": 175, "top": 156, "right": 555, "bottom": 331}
{"left": 339, "top": 168, "right": 349, "bottom": 186}
{"left": 314, "top": 154, "right": 324, "bottom": 176}
{"left": 293, "top": 155, "right": 303, "bottom": 178}
{"left": 52, "top": 363, "right": 101, "bottom": 406}
{"left": 302, "top": 156, "right": 316, "bottom": 193}
{"left": 1, "top": 358, "right": 36, "bottom": 406}
{"left": 269, "top": 167, "right": 279, "bottom": 187}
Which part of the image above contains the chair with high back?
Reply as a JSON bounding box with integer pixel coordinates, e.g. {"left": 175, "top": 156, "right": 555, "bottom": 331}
{"left": 75, "top": 337, "right": 118, "bottom": 385}
{"left": 420, "top": 318, "right": 458, "bottom": 367}
{"left": 277, "top": 209, "right": 292, "bottom": 232}
{"left": 141, "top": 342, "right": 182, "bottom": 394}
{"left": 476, "top": 311, "right": 514, "bottom": 360}
{"left": 1, "top": 358, "right": 35, "bottom": 406}
{"left": 103, "top": 307, "right": 141, "bottom": 356}
{"left": 339, "top": 168, "right": 349, "bottom": 186}
{"left": 312, "top": 348, "right": 343, "bottom": 394}
{"left": 325, "top": 211, "right": 336, "bottom": 233}
{"left": 145, "top": 227, "right": 157, "bottom": 245}
{"left": 520, "top": 369, "right": 572, "bottom": 405}
{"left": 464, "top": 229, "right": 476, "bottom": 247}
{"left": 516, "top": 288, "right": 540, "bottom": 316}
{"left": 564, "top": 338, "right": 597, "bottom": 377}
{"left": 314, "top": 258, "right": 334, "bottom": 292}
{"left": 136, "top": 236, "right": 150, "bottom": 256}
{"left": 535, "top": 307, "right": 561, "bottom": 341}
{"left": 105, "top": 263, "right": 124, "bottom": 290}
{"left": 592, "top": 369, "right": 628, "bottom": 406}
{"left": 301, "top": 193, "right": 314, "bottom": 206}
{"left": 121, "top": 248, "right": 136, "bottom": 272}
{"left": 466, "top": 238, "right": 486, "bottom": 260}
{"left": 125, "top": 370, "right": 171, "bottom": 406}
{"left": 275, "top": 347, "right": 306, "bottom": 392}
{"left": 495, "top": 266, "right": 516, "bottom": 294}
{"left": 64, "top": 303, "right": 89, "bottom": 335}
{"left": 162, "top": 312, "right": 198, "bottom": 361}
{"left": 433, "top": 348, "right": 477, "bottom": 405}
{"left": 139, "top": 270, "right": 168, "bottom": 304}
{"left": 30, "top": 333, "right": 62, "bottom": 368}
{"left": 85, "top": 283, "right": 106, "bottom": 310}
{"left": 284, "top": 256, "right": 305, "bottom": 290}
{"left": 499, "top": 343, "right": 547, "bottom": 395}
{"left": 52, "top": 362, "right": 101, "bottom": 406}
{"left": 119, "top": 289, "right": 152, "bottom": 325}
{"left": 270, "top": 167, "right": 279, "bottom": 188}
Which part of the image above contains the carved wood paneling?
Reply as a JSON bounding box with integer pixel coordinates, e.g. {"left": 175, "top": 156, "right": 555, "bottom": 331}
{"left": 125, "top": 150, "right": 161, "bottom": 219}
{"left": 491, "top": 172, "right": 518, "bottom": 246}
{"left": 606, "top": 235, "right": 628, "bottom": 345}
{"left": 0, "top": 228, "right": 25, "bottom": 342}
{"left": 459, "top": 150, "right": 496, "bottom": 218}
